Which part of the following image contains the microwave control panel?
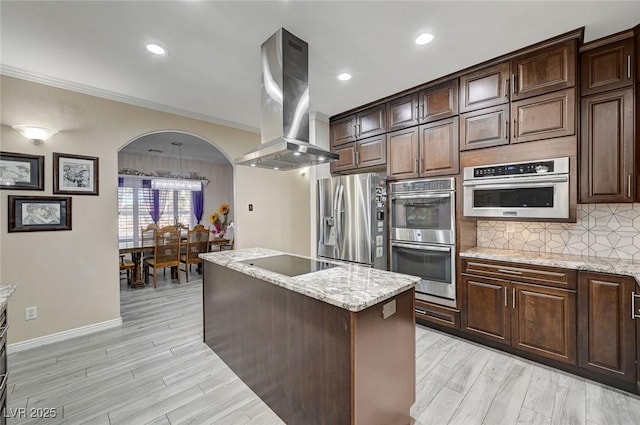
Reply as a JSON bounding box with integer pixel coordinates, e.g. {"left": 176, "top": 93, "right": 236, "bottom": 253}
{"left": 472, "top": 160, "right": 557, "bottom": 178}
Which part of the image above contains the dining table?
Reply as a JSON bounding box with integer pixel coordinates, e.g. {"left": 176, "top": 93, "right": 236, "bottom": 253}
{"left": 119, "top": 237, "right": 230, "bottom": 287}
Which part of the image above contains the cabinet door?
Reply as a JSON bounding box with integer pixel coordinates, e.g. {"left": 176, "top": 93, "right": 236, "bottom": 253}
{"left": 459, "top": 62, "right": 510, "bottom": 113}
{"left": 459, "top": 104, "right": 509, "bottom": 151}
{"left": 330, "top": 143, "right": 357, "bottom": 173}
{"left": 357, "top": 105, "right": 386, "bottom": 140}
{"left": 578, "top": 272, "right": 636, "bottom": 383}
{"left": 419, "top": 80, "right": 458, "bottom": 123}
{"left": 511, "top": 88, "right": 575, "bottom": 144}
{"left": 581, "top": 38, "right": 634, "bottom": 96}
{"left": 357, "top": 135, "right": 387, "bottom": 168}
{"left": 387, "top": 93, "right": 419, "bottom": 131}
{"left": 419, "top": 118, "right": 459, "bottom": 177}
{"left": 330, "top": 115, "right": 357, "bottom": 148}
{"left": 580, "top": 88, "right": 634, "bottom": 203}
{"left": 511, "top": 283, "right": 576, "bottom": 364}
{"left": 462, "top": 275, "right": 511, "bottom": 345}
{"left": 511, "top": 40, "right": 576, "bottom": 100}
{"left": 387, "top": 127, "right": 419, "bottom": 180}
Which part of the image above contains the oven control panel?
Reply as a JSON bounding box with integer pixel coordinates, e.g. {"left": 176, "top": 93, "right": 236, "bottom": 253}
{"left": 390, "top": 177, "right": 454, "bottom": 193}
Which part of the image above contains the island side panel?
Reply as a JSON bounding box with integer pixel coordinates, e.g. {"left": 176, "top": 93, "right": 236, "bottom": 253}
{"left": 203, "top": 261, "right": 352, "bottom": 425}
{"left": 352, "top": 288, "right": 416, "bottom": 425}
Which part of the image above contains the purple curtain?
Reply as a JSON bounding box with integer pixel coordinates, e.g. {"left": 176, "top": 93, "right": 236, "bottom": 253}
{"left": 141, "top": 180, "right": 168, "bottom": 224}
{"left": 192, "top": 190, "right": 204, "bottom": 223}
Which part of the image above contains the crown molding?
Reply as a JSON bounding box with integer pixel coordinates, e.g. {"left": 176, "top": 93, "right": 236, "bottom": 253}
{"left": 0, "top": 64, "right": 261, "bottom": 134}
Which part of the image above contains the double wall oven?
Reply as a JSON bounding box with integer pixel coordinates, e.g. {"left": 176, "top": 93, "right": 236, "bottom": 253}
{"left": 390, "top": 178, "right": 456, "bottom": 308}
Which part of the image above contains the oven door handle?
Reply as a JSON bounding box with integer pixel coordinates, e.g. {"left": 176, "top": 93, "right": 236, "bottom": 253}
{"left": 391, "top": 242, "right": 452, "bottom": 252}
{"left": 462, "top": 175, "right": 568, "bottom": 189}
{"left": 391, "top": 193, "right": 452, "bottom": 200}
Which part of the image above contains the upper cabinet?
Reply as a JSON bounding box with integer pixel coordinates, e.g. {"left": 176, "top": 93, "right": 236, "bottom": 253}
{"left": 581, "top": 37, "right": 634, "bottom": 96}
{"left": 510, "top": 40, "right": 577, "bottom": 100}
{"left": 330, "top": 104, "right": 386, "bottom": 149}
{"left": 459, "top": 62, "right": 510, "bottom": 113}
{"left": 386, "top": 79, "right": 459, "bottom": 132}
{"left": 579, "top": 30, "right": 637, "bottom": 203}
{"left": 460, "top": 39, "right": 578, "bottom": 151}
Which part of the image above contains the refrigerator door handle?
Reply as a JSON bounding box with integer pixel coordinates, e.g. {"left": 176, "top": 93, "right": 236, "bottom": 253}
{"left": 336, "top": 184, "right": 345, "bottom": 252}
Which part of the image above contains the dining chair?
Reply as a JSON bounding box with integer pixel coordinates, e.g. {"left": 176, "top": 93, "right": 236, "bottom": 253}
{"left": 119, "top": 254, "right": 135, "bottom": 286}
{"left": 180, "top": 226, "right": 210, "bottom": 281}
{"left": 220, "top": 221, "right": 235, "bottom": 251}
{"left": 143, "top": 226, "right": 181, "bottom": 288}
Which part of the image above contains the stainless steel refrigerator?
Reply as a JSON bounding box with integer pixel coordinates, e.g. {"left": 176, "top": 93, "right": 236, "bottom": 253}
{"left": 317, "top": 173, "right": 387, "bottom": 270}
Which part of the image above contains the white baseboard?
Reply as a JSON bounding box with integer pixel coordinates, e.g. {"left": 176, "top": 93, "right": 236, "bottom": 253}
{"left": 7, "top": 317, "right": 123, "bottom": 354}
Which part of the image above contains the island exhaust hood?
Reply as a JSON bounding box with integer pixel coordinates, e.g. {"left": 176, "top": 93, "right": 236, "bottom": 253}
{"left": 235, "top": 28, "right": 338, "bottom": 170}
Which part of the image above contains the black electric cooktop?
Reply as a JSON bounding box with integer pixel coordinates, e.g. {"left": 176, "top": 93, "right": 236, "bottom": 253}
{"left": 240, "top": 254, "right": 338, "bottom": 277}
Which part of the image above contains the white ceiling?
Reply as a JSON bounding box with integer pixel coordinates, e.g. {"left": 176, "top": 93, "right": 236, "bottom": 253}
{"left": 2, "top": 1, "right": 639, "bottom": 162}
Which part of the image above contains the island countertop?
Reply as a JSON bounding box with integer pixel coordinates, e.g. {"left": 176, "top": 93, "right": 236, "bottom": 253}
{"left": 200, "top": 248, "right": 420, "bottom": 312}
{"left": 460, "top": 247, "right": 640, "bottom": 288}
{"left": 0, "top": 284, "right": 17, "bottom": 311}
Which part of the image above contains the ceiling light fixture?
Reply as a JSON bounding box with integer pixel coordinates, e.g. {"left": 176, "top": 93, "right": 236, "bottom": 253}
{"left": 12, "top": 125, "right": 58, "bottom": 145}
{"left": 146, "top": 43, "right": 166, "bottom": 55}
{"left": 338, "top": 73, "right": 352, "bottom": 81}
{"left": 150, "top": 141, "right": 203, "bottom": 191}
{"left": 415, "top": 33, "right": 434, "bottom": 45}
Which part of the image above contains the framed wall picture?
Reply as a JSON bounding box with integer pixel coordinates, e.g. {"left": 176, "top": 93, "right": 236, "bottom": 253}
{"left": 0, "top": 151, "right": 45, "bottom": 190}
{"left": 8, "top": 195, "right": 72, "bottom": 232}
{"left": 53, "top": 152, "right": 99, "bottom": 195}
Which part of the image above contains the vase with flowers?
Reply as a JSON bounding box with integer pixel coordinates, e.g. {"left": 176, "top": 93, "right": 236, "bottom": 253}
{"left": 209, "top": 203, "right": 230, "bottom": 237}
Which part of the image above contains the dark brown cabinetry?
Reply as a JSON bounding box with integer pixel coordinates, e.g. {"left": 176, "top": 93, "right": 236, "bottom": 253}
{"left": 386, "top": 80, "right": 459, "bottom": 132}
{"left": 580, "top": 88, "right": 634, "bottom": 202}
{"left": 331, "top": 134, "right": 387, "bottom": 173}
{"left": 462, "top": 259, "right": 577, "bottom": 364}
{"left": 579, "top": 30, "right": 637, "bottom": 204}
{"left": 414, "top": 299, "right": 460, "bottom": 329}
{"left": 511, "top": 40, "right": 577, "bottom": 100}
{"left": 330, "top": 104, "right": 386, "bottom": 149}
{"left": 581, "top": 37, "right": 634, "bottom": 96}
{"left": 459, "top": 39, "right": 577, "bottom": 151}
{"left": 578, "top": 272, "right": 637, "bottom": 383}
{"left": 387, "top": 118, "right": 459, "bottom": 180}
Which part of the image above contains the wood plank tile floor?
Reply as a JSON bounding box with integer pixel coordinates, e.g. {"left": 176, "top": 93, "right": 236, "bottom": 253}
{"left": 7, "top": 272, "right": 640, "bottom": 425}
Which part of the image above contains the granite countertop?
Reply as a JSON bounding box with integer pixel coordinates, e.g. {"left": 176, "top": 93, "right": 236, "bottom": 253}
{"left": 461, "top": 247, "right": 640, "bottom": 288}
{"left": 200, "top": 248, "right": 420, "bottom": 312}
{"left": 0, "top": 284, "right": 17, "bottom": 310}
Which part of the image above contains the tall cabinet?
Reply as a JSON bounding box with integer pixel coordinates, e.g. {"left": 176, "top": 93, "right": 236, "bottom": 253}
{"left": 579, "top": 29, "right": 637, "bottom": 203}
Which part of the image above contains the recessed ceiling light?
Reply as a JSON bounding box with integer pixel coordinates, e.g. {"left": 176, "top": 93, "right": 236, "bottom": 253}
{"left": 294, "top": 152, "right": 301, "bottom": 156}
{"left": 250, "top": 163, "right": 256, "bottom": 167}
{"left": 146, "top": 43, "right": 166, "bottom": 55}
{"left": 415, "top": 33, "right": 434, "bottom": 45}
{"left": 273, "top": 167, "right": 279, "bottom": 170}
{"left": 318, "top": 156, "right": 325, "bottom": 161}
{"left": 338, "top": 73, "right": 352, "bottom": 81}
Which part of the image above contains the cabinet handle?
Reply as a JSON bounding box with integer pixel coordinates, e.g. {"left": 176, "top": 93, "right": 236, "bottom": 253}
{"left": 415, "top": 104, "right": 420, "bottom": 120}
{"left": 353, "top": 123, "right": 358, "bottom": 136}
{"left": 355, "top": 151, "right": 360, "bottom": 166}
{"left": 512, "top": 288, "right": 516, "bottom": 308}
{"left": 513, "top": 118, "right": 518, "bottom": 139}
{"left": 498, "top": 268, "right": 522, "bottom": 275}
{"left": 505, "top": 120, "right": 508, "bottom": 138}
{"left": 512, "top": 73, "right": 517, "bottom": 95}
{"left": 628, "top": 55, "right": 632, "bottom": 79}
{"left": 415, "top": 158, "right": 419, "bottom": 173}
{"left": 504, "top": 286, "right": 508, "bottom": 307}
{"left": 505, "top": 78, "right": 509, "bottom": 97}
{"left": 633, "top": 292, "right": 640, "bottom": 319}
{"left": 627, "top": 174, "right": 632, "bottom": 198}
{"left": 415, "top": 308, "right": 428, "bottom": 316}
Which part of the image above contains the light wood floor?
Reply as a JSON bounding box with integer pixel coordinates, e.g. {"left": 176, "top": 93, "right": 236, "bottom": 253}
{"left": 7, "top": 272, "right": 640, "bottom": 425}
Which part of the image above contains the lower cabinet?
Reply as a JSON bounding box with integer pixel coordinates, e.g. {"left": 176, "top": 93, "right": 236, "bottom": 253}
{"left": 462, "top": 259, "right": 577, "bottom": 365}
{"left": 414, "top": 299, "right": 460, "bottom": 329}
{"left": 578, "top": 272, "right": 637, "bottom": 383}
{"left": 459, "top": 258, "right": 640, "bottom": 392}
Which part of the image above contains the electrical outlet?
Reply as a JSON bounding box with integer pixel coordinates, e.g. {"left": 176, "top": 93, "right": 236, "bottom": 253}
{"left": 25, "top": 306, "right": 37, "bottom": 321}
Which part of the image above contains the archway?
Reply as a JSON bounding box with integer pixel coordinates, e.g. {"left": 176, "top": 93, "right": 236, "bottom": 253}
{"left": 117, "top": 130, "right": 234, "bottom": 291}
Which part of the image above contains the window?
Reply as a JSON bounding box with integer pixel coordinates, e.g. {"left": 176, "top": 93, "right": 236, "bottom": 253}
{"left": 118, "top": 179, "right": 193, "bottom": 244}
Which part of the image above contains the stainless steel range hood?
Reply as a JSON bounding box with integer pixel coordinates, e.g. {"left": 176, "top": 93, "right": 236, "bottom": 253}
{"left": 235, "top": 28, "right": 338, "bottom": 170}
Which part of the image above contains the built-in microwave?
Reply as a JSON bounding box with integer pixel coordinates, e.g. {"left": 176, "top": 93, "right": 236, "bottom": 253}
{"left": 463, "top": 157, "right": 570, "bottom": 220}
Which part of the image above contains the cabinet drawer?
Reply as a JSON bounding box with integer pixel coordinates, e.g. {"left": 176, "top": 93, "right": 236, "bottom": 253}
{"left": 462, "top": 258, "right": 576, "bottom": 289}
{"left": 415, "top": 299, "right": 460, "bottom": 329}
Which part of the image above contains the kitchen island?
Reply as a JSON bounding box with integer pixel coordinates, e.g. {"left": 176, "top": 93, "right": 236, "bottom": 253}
{"left": 199, "top": 248, "right": 420, "bottom": 425}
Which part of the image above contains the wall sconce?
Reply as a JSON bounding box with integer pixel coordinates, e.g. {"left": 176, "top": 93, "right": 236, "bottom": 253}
{"left": 12, "top": 125, "right": 58, "bottom": 145}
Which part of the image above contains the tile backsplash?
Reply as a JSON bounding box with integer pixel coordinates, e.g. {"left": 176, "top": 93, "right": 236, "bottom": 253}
{"left": 476, "top": 204, "right": 640, "bottom": 260}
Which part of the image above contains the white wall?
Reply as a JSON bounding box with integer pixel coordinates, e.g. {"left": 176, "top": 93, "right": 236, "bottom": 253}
{"left": 0, "top": 76, "right": 311, "bottom": 344}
